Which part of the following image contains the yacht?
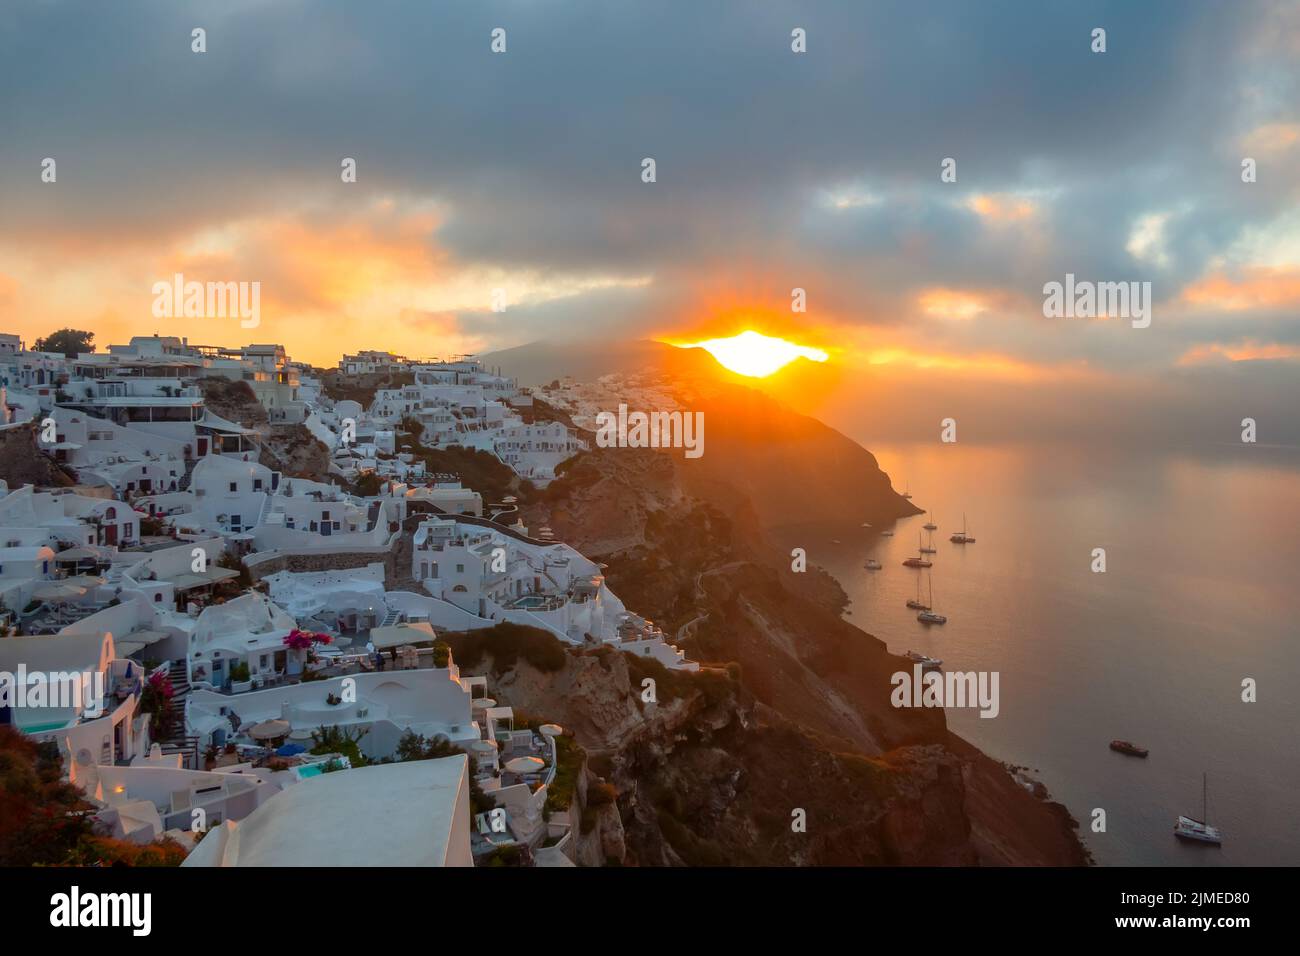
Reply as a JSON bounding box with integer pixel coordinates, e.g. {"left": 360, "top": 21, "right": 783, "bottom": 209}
{"left": 901, "top": 483, "right": 912, "bottom": 500}
{"left": 864, "top": 558, "right": 882, "bottom": 570}
{"left": 1109, "top": 740, "right": 1149, "bottom": 758}
{"left": 1174, "top": 773, "right": 1223, "bottom": 845}
{"left": 906, "top": 574, "right": 930, "bottom": 610}
{"left": 950, "top": 513, "right": 976, "bottom": 544}
{"left": 916, "top": 577, "right": 947, "bottom": 624}
{"left": 919, "top": 529, "right": 937, "bottom": 554}
{"left": 904, "top": 651, "right": 942, "bottom": 671}
{"left": 880, "top": 530, "right": 895, "bottom": 537}
{"left": 922, "top": 511, "right": 937, "bottom": 531}
{"left": 902, "top": 533, "right": 932, "bottom": 568}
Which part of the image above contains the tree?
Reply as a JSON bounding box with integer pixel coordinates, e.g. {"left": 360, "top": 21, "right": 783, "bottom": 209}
{"left": 32, "top": 328, "right": 95, "bottom": 358}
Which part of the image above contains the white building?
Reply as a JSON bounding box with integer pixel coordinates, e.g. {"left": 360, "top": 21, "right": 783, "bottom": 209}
{"left": 182, "top": 756, "right": 473, "bottom": 867}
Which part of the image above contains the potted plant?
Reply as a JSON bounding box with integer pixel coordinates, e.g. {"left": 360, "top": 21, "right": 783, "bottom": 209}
{"left": 228, "top": 660, "right": 252, "bottom": 694}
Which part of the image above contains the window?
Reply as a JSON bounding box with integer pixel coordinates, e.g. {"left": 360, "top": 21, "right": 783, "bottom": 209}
{"left": 456, "top": 564, "right": 465, "bottom": 573}
{"left": 253, "top": 479, "right": 263, "bottom": 491}
{"left": 154, "top": 593, "right": 163, "bottom": 603}
{"left": 229, "top": 482, "right": 238, "bottom": 493}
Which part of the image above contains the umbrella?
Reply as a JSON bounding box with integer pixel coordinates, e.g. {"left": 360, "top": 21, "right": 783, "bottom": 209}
{"left": 249, "top": 719, "right": 292, "bottom": 741}
{"left": 468, "top": 740, "right": 499, "bottom": 753}
{"left": 62, "top": 574, "right": 107, "bottom": 588}
{"left": 55, "top": 546, "right": 99, "bottom": 561}
{"left": 471, "top": 697, "right": 497, "bottom": 711}
{"left": 539, "top": 723, "right": 564, "bottom": 737}
{"left": 33, "top": 581, "right": 86, "bottom": 601}
{"left": 504, "top": 756, "right": 545, "bottom": 774}
{"left": 275, "top": 743, "right": 306, "bottom": 756}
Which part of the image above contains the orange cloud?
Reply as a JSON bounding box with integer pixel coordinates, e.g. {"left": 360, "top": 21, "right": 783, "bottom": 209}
{"left": 1182, "top": 266, "right": 1300, "bottom": 311}
{"left": 1241, "top": 122, "right": 1300, "bottom": 156}
{"left": 917, "top": 287, "right": 1021, "bottom": 320}
{"left": 964, "top": 193, "right": 1037, "bottom": 223}
{"left": 1177, "top": 340, "right": 1300, "bottom": 365}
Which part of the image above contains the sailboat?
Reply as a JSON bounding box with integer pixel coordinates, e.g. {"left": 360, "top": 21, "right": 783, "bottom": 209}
{"left": 902, "top": 534, "right": 932, "bottom": 568}
{"left": 1174, "top": 773, "right": 1222, "bottom": 845}
{"left": 905, "top": 651, "right": 942, "bottom": 671}
{"left": 905, "top": 573, "right": 930, "bottom": 610}
{"left": 922, "top": 511, "right": 937, "bottom": 531}
{"left": 916, "top": 576, "right": 947, "bottom": 624}
{"left": 864, "top": 558, "right": 882, "bottom": 571}
{"left": 901, "top": 483, "right": 912, "bottom": 500}
{"left": 919, "top": 528, "right": 937, "bottom": 554}
{"left": 950, "top": 513, "right": 976, "bottom": 544}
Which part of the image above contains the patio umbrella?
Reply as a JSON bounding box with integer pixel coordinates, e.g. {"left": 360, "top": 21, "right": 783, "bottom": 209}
{"left": 468, "top": 740, "right": 498, "bottom": 754}
{"left": 55, "top": 546, "right": 99, "bottom": 561}
{"left": 249, "top": 719, "right": 291, "bottom": 742}
{"left": 62, "top": 574, "right": 107, "bottom": 588}
{"left": 33, "top": 581, "right": 86, "bottom": 601}
{"left": 539, "top": 723, "right": 564, "bottom": 738}
{"left": 504, "top": 756, "right": 545, "bottom": 774}
{"left": 471, "top": 697, "right": 497, "bottom": 711}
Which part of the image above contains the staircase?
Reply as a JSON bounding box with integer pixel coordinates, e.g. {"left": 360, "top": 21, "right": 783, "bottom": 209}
{"left": 178, "top": 457, "right": 199, "bottom": 491}
{"left": 379, "top": 608, "right": 401, "bottom": 627}
{"left": 152, "top": 662, "right": 199, "bottom": 769}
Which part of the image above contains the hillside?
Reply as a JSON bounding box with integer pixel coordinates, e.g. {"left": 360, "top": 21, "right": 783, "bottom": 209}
{"left": 514, "top": 443, "right": 1087, "bottom": 865}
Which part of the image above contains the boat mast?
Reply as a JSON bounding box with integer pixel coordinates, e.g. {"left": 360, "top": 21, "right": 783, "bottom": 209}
{"left": 1203, "top": 772, "right": 1208, "bottom": 824}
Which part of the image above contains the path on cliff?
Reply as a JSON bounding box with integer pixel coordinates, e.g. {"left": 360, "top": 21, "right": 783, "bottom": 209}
{"left": 676, "top": 561, "right": 745, "bottom": 642}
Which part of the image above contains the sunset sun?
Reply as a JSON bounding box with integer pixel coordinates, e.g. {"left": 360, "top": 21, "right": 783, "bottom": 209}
{"left": 680, "top": 330, "right": 829, "bottom": 377}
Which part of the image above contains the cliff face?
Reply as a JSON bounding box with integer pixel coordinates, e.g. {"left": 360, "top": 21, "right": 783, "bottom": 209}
{"left": 452, "top": 635, "right": 984, "bottom": 866}
{"left": 508, "top": 397, "right": 1088, "bottom": 866}
{"left": 0, "top": 421, "right": 76, "bottom": 488}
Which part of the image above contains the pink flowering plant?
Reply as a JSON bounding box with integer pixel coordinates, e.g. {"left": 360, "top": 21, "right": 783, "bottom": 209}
{"left": 283, "top": 628, "right": 331, "bottom": 651}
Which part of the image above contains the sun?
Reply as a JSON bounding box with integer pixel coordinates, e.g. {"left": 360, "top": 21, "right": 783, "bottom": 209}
{"left": 679, "top": 330, "right": 829, "bottom": 377}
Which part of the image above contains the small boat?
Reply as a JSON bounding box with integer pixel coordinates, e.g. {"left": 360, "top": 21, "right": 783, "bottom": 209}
{"left": 831, "top": 539, "right": 841, "bottom": 544}
{"left": 901, "top": 483, "right": 912, "bottom": 500}
{"left": 861, "top": 522, "right": 872, "bottom": 528}
{"left": 919, "top": 529, "right": 937, "bottom": 554}
{"left": 1109, "top": 740, "right": 1149, "bottom": 758}
{"left": 906, "top": 574, "right": 930, "bottom": 610}
{"left": 923, "top": 511, "right": 937, "bottom": 531}
{"left": 916, "top": 577, "right": 946, "bottom": 624}
{"left": 864, "top": 559, "right": 882, "bottom": 570}
{"left": 902, "top": 533, "right": 932, "bottom": 567}
{"left": 880, "top": 530, "right": 895, "bottom": 537}
{"left": 1174, "top": 773, "right": 1222, "bottom": 845}
{"left": 950, "top": 513, "right": 976, "bottom": 544}
{"left": 905, "top": 651, "right": 942, "bottom": 670}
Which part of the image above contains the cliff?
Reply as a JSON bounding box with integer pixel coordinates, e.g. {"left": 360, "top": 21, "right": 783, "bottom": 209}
{"left": 495, "top": 422, "right": 1087, "bottom": 864}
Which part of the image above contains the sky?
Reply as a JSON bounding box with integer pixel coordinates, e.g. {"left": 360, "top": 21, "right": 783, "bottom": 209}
{"left": 1, "top": 0, "right": 1297, "bottom": 444}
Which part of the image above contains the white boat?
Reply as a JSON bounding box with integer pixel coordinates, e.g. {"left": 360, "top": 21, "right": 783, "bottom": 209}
{"left": 950, "top": 513, "right": 976, "bottom": 544}
{"left": 906, "top": 574, "right": 930, "bottom": 610}
{"left": 864, "top": 559, "right": 882, "bottom": 570}
{"left": 1174, "top": 774, "right": 1223, "bottom": 845}
{"left": 880, "top": 530, "right": 895, "bottom": 537}
{"left": 916, "top": 577, "right": 947, "bottom": 624}
{"left": 919, "top": 528, "right": 937, "bottom": 554}
{"left": 922, "top": 511, "right": 937, "bottom": 531}
{"left": 902, "top": 533, "right": 932, "bottom": 568}
{"left": 904, "top": 651, "right": 942, "bottom": 670}
{"left": 901, "top": 483, "right": 912, "bottom": 500}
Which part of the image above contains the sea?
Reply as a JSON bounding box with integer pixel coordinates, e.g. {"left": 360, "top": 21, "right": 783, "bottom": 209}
{"left": 802, "top": 439, "right": 1300, "bottom": 866}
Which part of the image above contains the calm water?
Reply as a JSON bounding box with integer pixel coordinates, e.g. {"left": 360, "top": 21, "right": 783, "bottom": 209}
{"left": 805, "top": 440, "right": 1300, "bottom": 866}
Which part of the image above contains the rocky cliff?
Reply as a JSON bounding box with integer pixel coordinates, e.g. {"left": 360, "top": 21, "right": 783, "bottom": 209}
{"left": 488, "top": 420, "right": 1088, "bottom": 864}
